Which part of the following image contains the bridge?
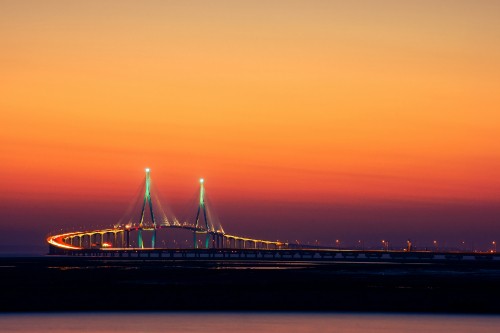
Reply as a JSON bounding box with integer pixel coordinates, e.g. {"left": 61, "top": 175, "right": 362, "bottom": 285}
{"left": 47, "top": 169, "right": 500, "bottom": 262}
{"left": 47, "top": 169, "right": 287, "bottom": 254}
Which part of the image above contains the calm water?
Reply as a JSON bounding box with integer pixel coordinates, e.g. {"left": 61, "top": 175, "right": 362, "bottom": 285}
{"left": 0, "top": 313, "right": 499, "bottom": 332}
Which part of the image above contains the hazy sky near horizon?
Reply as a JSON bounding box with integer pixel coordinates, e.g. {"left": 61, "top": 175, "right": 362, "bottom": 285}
{"left": 1, "top": 1, "right": 500, "bottom": 251}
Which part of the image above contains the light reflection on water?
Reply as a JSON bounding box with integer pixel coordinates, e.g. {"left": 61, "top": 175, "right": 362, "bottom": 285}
{"left": 1, "top": 313, "right": 499, "bottom": 332}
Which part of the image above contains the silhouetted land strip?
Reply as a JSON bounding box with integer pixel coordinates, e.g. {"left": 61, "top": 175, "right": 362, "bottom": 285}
{"left": 2, "top": 256, "right": 500, "bottom": 313}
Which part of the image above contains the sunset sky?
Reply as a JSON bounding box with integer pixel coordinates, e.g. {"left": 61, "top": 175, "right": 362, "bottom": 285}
{"left": 1, "top": 1, "right": 500, "bottom": 253}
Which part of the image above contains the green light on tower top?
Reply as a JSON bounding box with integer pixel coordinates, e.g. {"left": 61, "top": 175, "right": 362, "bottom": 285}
{"left": 145, "top": 168, "right": 151, "bottom": 198}
{"left": 199, "top": 178, "right": 205, "bottom": 206}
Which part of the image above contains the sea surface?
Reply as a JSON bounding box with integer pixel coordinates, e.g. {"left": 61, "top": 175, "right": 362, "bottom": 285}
{"left": 0, "top": 313, "right": 499, "bottom": 332}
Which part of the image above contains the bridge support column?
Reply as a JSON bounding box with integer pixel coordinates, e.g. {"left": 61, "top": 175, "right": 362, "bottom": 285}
{"left": 138, "top": 229, "right": 143, "bottom": 249}
{"left": 152, "top": 228, "right": 156, "bottom": 249}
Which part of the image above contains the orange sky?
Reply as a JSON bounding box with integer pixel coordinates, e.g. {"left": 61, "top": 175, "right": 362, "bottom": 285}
{"left": 1, "top": 1, "right": 500, "bottom": 251}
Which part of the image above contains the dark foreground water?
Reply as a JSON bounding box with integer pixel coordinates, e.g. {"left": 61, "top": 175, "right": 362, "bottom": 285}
{"left": 0, "top": 313, "right": 499, "bottom": 332}
{"left": 3, "top": 256, "right": 500, "bottom": 312}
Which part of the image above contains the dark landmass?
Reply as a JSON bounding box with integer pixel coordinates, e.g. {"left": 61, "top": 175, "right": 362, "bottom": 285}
{"left": 1, "top": 256, "right": 500, "bottom": 313}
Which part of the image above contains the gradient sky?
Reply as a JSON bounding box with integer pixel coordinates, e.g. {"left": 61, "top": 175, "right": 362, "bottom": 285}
{"left": 1, "top": 1, "right": 500, "bottom": 253}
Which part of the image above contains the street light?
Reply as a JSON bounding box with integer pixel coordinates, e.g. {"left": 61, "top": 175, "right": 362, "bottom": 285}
{"left": 406, "top": 239, "right": 412, "bottom": 252}
{"left": 433, "top": 240, "right": 438, "bottom": 252}
{"left": 335, "top": 239, "right": 340, "bottom": 250}
{"left": 493, "top": 241, "right": 497, "bottom": 253}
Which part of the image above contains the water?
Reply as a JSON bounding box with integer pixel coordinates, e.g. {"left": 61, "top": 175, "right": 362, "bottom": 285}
{"left": 1, "top": 313, "right": 499, "bottom": 332}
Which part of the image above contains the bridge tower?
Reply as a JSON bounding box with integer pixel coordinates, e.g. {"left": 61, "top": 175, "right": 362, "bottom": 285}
{"left": 138, "top": 168, "right": 157, "bottom": 248}
{"left": 194, "top": 178, "right": 210, "bottom": 249}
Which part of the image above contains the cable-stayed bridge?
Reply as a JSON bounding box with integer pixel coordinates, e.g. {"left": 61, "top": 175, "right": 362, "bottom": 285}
{"left": 47, "top": 169, "right": 500, "bottom": 263}
{"left": 47, "top": 169, "right": 287, "bottom": 253}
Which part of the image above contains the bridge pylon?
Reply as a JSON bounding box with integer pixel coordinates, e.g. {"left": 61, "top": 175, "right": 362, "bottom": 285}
{"left": 138, "top": 168, "right": 157, "bottom": 248}
{"left": 194, "top": 178, "right": 210, "bottom": 249}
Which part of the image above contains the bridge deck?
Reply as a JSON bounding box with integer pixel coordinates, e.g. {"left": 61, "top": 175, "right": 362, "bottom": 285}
{"left": 48, "top": 246, "right": 500, "bottom": 263}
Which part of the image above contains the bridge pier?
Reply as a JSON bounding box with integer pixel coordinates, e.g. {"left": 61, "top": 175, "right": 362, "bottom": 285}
{"left": 138, "top": 229, "right": 143, "bottom": 249}
{"left": 215, "top": 234, "right": 220, "bottom": 248}
{"left": 112, "top": 232, "right": 116, "bottom": 246}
